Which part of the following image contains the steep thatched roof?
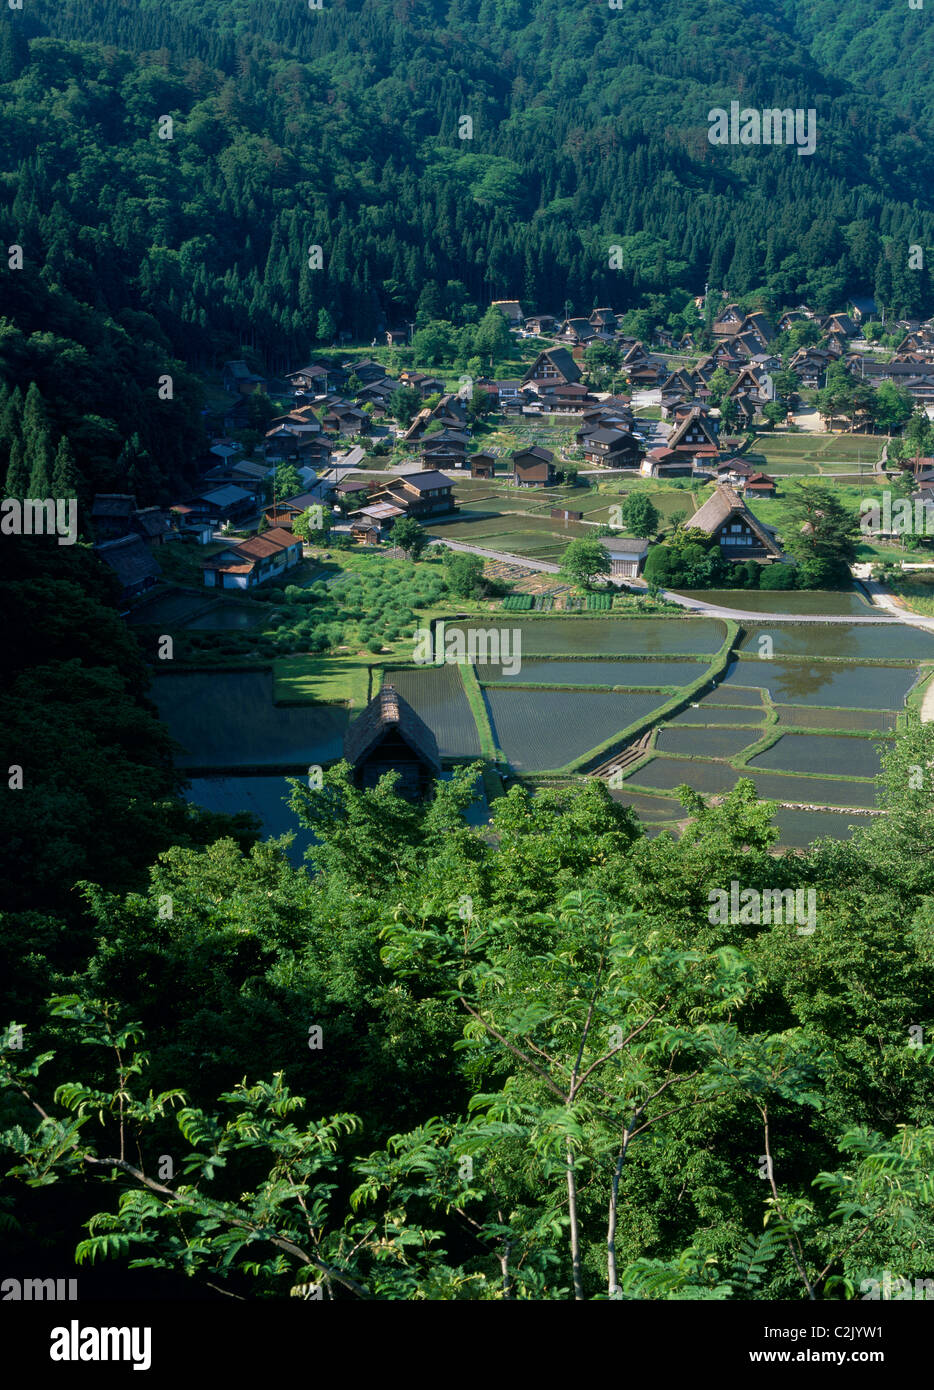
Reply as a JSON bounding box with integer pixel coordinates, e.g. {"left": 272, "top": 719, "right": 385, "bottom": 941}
{"left": 689, "top": 485, "right": 783, "bottom": 556}
{"left": 343, "top": 685, "right": 441, "bottom": 773}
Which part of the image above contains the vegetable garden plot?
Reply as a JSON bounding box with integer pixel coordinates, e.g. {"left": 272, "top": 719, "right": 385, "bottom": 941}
{"left": 722, "top": 658, "right": 918, "bottom": 708}
{"left": 748, "top": 733, "right": 893, "bottom": 779}
{"left": 738, "top": 623, "right": 934, "bottom": 661}
{"left": 773, "top": 705, "right": 898, "bottom": 732}
{"left": 382, "top": 665, "right": 480, "bottom": 756}
{"left": 654, "top": 726, "right": 759, "bottom": 759}
{"left": 480, "top": 659, "right": 707, "bottom": 687}
{"left": 485, "top": 689, "right": 665, "bottom": 770}
{"left": 152, "top": 671, "right": 350, "bottom": 769}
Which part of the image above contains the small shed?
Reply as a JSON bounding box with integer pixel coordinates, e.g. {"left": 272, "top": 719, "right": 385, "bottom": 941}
{"left": 601, "top": 536, "right": 650, "bottom": 579}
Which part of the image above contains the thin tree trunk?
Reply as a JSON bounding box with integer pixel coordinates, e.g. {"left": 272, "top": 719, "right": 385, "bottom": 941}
{"left": 566, "top": 1139, "right": 584, "bottom": 1300}
{"left": 607, "top": 1145, "right": 626, "bottom": 1296}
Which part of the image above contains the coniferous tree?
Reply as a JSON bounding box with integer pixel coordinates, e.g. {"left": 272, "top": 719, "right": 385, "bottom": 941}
{"left": 51, "top": 436, "right": 80, "bottom": 498}
{"left": 26, "top": 430, "right": 53, "bottom": 498}
{"left": 4, "top": 438, "right": 29, "bottom": 500}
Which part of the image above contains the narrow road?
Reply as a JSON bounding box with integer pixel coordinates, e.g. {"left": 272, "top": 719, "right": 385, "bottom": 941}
{"left": 429, "top": 538, "right": 560, "bottom": 573}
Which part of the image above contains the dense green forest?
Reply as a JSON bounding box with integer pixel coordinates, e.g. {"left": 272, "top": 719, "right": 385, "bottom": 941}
{"left": 2, "top": 0, "right": 934, "bottom": 1307}
{"left": 3, "top": 0, "right": 934, "bottom": 496}
{"left": 2, "top": 628, "right": 933, "bottom": 1296}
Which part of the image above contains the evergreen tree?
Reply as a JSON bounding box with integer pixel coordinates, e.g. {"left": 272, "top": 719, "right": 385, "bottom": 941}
{"left": 51, "top": 437, "right": 80, "bottom": 499}
{"left": 4, "top": 438, "right": 29, "bottom": 500}
{"left": 26, "top": 430, "right": 53, "bottom": 498}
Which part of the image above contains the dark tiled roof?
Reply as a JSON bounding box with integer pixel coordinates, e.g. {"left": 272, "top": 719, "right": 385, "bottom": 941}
{"left": 92, "top": 493, "right": 137, "bottom": 518}
{"left": 95, "top": 535, "right": 161, "bottom": 587}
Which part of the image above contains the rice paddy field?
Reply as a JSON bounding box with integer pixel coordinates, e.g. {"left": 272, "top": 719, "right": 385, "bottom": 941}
{"left": 462, "top": 616, "right": 725, "bottom": 655}
{"left": 152, "top": 670, "right": 350, "bottom": 769}
{"left": 654, "top": 726, "right": 760, "bottom": 759}
{"left": 770, "top": 808, "right": 866, "bottom": 846}
{"left": 772, "top": 705, "right": 898, "bottom": 731}
{"left": 736, "top": 623, "right": 934, "bottom": 661}
{"left": 696, "top": 685, "right": 764, "bottom": 707}
{"left": 381, "top": 665, "right": 481, "bottom": 756}
{"left": 485, "top": 688, "right": 664, "bottom": 770}
{"left": 721, "top": 658, "right": 919, "bottom": 707}
{"left": 671, "top": 704, "right": 764, "bottom": 725}
{"left": 675, "top": 589, "right": 875, "bottom": 616}
{"left": 748, "top": 733, "right": 893, "bottom": 779}
{"left": 481, "top": 658, "right": 708, "bottom": 688}
{"left": 186, "top": 775, "right": 315, "bottom": 866}
{"left": 627, "top": 757, "right": 880, "bottom": 807}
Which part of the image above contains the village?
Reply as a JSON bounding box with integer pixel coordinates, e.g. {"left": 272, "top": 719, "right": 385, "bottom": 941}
{"left": 80, "top": 292, "right": 934, "bottom": 854}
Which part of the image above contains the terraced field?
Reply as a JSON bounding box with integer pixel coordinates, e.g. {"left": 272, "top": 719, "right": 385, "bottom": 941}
{"left": 654, "top": 726, "right": 759, "bottom": 759}
{"left": 481, "top": 658, "right": 708, "bottom": 688}
{"left": 485, "top": 688, "right": 664, "bottom": 770}
{"left": 722, "top": 658, "right": 918, "bottom": 708}
{"left": 748, "top": 733, "right": 893, "bottom": 779}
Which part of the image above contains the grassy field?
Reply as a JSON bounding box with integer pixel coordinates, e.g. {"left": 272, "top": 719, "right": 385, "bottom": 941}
{"left": 274, "top": 653, "right": 373, "bottom": 706}
{"left": 745, "top": 432, "right": 885, "bottom": 468}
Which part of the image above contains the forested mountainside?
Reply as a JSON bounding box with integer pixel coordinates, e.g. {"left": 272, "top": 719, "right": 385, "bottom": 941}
{"left": 4, "top": 0, "right": 934, "bottom": 386}
{"left": 780, "top": 0, "right": 934, "bottom": 129}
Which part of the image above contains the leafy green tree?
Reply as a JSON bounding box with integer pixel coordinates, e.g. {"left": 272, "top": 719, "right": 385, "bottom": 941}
{"left": 273, "top": 464, "right": 303, "bottom": 499}
{"left": 389, "top": 385, "right": 422, "bottom": 426}
{"left": 473, "top": 307, "right": 511, "bottom": 366}
{"left": 391, "top": 516, "right": 428, "bottom": 559}
{"left": 443, "top": 550, "right": 484, "bottom": 597}
{"left": 559, "top": 537, "right": 611, "bottom": 590}
{"left": 706, "top": 366, "right": 733, "bottom": 408}
{"left": 411, "top": 322, "right": 455, "bottom": 366}
{"left": 293, "top": 505, "right": 331, "bottom": 543}
{"left": 782, "top": 482, "right": 860, "bottom": 586}
{"left": 873, "top": 381, "right": 914, "bottom": 433}
{"left": 620, "top": 492, "right": 659, "bottom": 537}
{"left": 316, "top": 309, "right": 337, "bottom": 343}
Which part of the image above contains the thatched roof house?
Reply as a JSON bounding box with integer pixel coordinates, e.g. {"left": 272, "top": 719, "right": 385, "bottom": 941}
{"left": 688, "top": 484, "right": 784, "bottom": 560}
{"left": 344, "top": 685, "right": 441, "bottom": 796}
